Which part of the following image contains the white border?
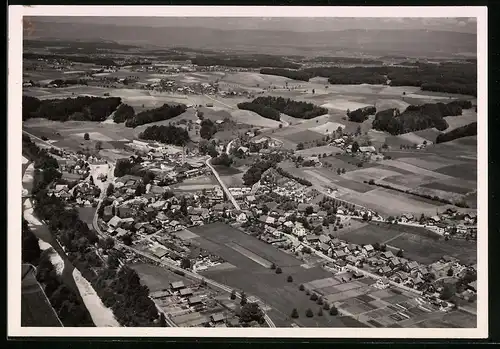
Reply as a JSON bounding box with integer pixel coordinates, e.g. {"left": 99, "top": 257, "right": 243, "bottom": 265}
{"left": 8, "top": 6, "right": 488, "bottom": 339}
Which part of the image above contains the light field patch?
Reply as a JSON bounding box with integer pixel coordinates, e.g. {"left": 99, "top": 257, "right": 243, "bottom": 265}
{"left": 71, "top": 132, "right": 114, "bottom": 142}
{"left": 225, "top": 242, "right": 273, "bottom": 268}
{"left": 309, "top": 121, "right": 346, "bottom": 135}
{"left": 321, "top": 100, "right": 373, "bottom": 111}
{"left": 343, "top": 167, "right": 403, "bottom": 183}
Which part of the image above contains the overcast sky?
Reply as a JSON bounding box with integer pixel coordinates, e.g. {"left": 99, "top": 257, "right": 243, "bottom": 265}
{"left": 34, "top": 17, "right": 477, "bottom": 34}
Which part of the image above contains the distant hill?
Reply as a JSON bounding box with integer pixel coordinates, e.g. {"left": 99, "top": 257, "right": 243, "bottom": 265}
{"left": 25, "top": 20, "right": 477, "bottom": 58}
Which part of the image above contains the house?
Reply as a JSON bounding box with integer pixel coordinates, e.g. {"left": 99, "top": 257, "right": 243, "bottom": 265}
{"left": 306, "top": 235, "right": 320, "bottom": 243}
{"left": 292, "top": 223, "right": 306, "bottom": 237}
{"left": 362, "top": 244, "right": 374, "bottom": 255}
{"left": 265, "top": 216, "right": 276, "bottom": 226}
{"left": 319, "top": 235, "right": 331, "bottom": 244}
{"left": 117, "top": 206, "right": 134, "bottom": 219}
{"left": 108, "top": 216, "right": 122, "bottom": 229}
{"left": 319, "top": 243, "right": 330, "bottom": 253}
{"left": 152, "top": 246, "right": 168, "bottom": 259}
{"left": 400, "top": 213, "right": 414, "bottom": 223}
{"left": 346, "top": 255, "right": 357, "bottom": 265}
{"left": 103, "top": 206, "right": 113, "bottom": 221}
{"left": 389, "top": 258, "right": 401, "bottom": 268}
{"left": 210, "top": 313, "right": 225, "bottom": 323}
{"left": 405, "top": 261, "right": 419, "bottom": 272}
{"left": 214, "top": 203, "right": 225, "bottom": 212}
{"left": 120, "top": 217, "right": 135, "bottom": 230}
{"left": 317, "top": 210, "right": 328, "bottom": 218}
{"left": 246, "top": 195, "right": 256, "bottom": 204}
{"left": 378, "top": 266, "right": 392, "bottom": 276}
{"left": 179, "top": 288, "right": 194, "bottom": 297}
{"left": 170, "top": 281, "right": 185, "bottom": 290}
{"left": 170, "top": 220, "right": 180, "bottom": 228}
{"left": 359, "top": 146, "right": 376, "bottom": 153}
{"left": 334, "top": 250, "right": 347, "bottom": 259}
{"left": 188, "top": 296, "right": 203, "bottom": 306}
{"left": 381, "top": 251, "right": 395, "bottom": 260}
{"left": 430, "top": 215, "right": 441, "bottom": 223}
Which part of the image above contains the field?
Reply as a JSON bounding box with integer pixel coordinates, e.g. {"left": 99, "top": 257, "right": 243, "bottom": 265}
{"left": 187, "top": 223, "right": 365, "bottom": 327}
{"left": 337, "top": 222, "right": 477, "bottom": 265}
{"left": 435, "top": 163, "right": 477, "bottom": 181}
{"left": 131, "top": 262, "right": 197, "bottom": 293}
{"left": 77, "top": 206, "right": 97, "bottom": 228}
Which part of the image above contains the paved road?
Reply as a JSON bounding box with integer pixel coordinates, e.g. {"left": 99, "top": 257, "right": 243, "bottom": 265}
{"left": 205, "top": 158, "right": 241, "bottom": 210}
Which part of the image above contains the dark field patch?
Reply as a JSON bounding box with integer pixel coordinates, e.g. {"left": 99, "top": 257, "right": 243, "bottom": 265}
{"left": 213, "top": 165, "right": 242, "bottom": 176}
{"left": 434, "top": 163, "right": 477, "bottom": 181}
{"left": 282, "top": 129, "right": 325, "bottom": 144}
{"left": 368, "top": 319, "right": 384, "bottom": 328}
{"left": 420, "top": 181, "right": 472, "bottom": 195}
{"left": 131, "top": 263, "right": 195, "bottom": 293}
{"left": 357, "top": 294, "right": 376, "bottom": 303}
{"left": 336, "top": 179, "right": 375, "bottom": 193}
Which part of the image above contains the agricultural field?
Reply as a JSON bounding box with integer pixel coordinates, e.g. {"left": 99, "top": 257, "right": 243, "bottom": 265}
{"left": 131, "top": 262, "right": 196, "bottom": 293}
{"left": 337, "top": 222, "right": 477, "bottom": 265}
{"left": 76, "top": 206, "right": 97, "bottom": 229}
{"left": 187, "top": 223, "right": 364, "bottom": 327}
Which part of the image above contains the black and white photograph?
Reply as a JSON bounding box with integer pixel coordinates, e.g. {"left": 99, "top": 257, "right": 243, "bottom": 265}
{"left": 8, "top": 6, "right": 487, "bottom": 338}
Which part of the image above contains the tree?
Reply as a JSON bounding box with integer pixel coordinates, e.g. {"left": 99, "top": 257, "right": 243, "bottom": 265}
{"left": 299, "top": 284, "right": 305, "bottom": 291}
{"left": 230, "top": 289, "right": 237, "bottom": 300}
{"left": 276, "top": 267, "right": 283, "bottom": 274}
{"left": 291, "top": 308, "right": 299, "bottom": 318}
{"left": 305, "top": 206, "right": 314, "bottom": 215}
{"left": 440, "top": 283, "right": 456, "bottom": 300}
{"left": 396, "top": 249, "right": 404, "bottom": 258}
{"left": 329, "top": 306, "right": 338, "bottom": 316}
{"left": 305, "top": 308, "right": 314, "bottom": 318}
{"left": 200, "top": 119, "right": 217, "bottom": 140}
{"left": 351, "top": 141, "right": 360, "bottom": 153}
{"left": 341, "top": 168, "right": 346, "bottom": 174}
{"left": 323, "top": 302, "right": 330, "bottom": 310}
{"left": 135, "top": 183, "right": 146, "bottom": 196}
{"left": 106, "top": 183, "right": 114, "bottom": 196}
{"left": 240, "top": 302, "right": 264, "bottom": 324}
{"left": 22, "top": 219, "right": 41, "bottom": 265}
{"left": 84, "top": 133, "right": 90, "bottom": 140}
{"left": 180, "top": 258, "right": 191, "bottom": 269}
{"left": 337, "top": 168, "right": 341, "bottom": 175}
{"left": 270, "top": 263, "right": 276, "bottom": 270}
{"left": 316, "top": 297, "right": 324, "bottom": 305}
{"left": 447, "top": 268, "right": 454, "bottom": 277}
{"left": 240, "top": 292, "right": 248, "bottom": 305}
{"left": 318, "top": 308, "right": 323, "bottom": 316}
{"left": 310, "top": 293, "right": 318, "bottom": 301}
{"left": 296, "top": 142, "right": 304, "bottom": 150}
{"left": 287, "top": 275, "right": 293, "bottom": 283}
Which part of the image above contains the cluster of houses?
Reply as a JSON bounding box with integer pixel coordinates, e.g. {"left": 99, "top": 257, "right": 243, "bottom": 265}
{"left": 48, "top": 180, "right": 101, "bottom": 206}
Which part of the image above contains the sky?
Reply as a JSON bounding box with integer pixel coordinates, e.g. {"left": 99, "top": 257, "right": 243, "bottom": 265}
{"left": 34, "top": 17, "right": 477, "bottom": 34}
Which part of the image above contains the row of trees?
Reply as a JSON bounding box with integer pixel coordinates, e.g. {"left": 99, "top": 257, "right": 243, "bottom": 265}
{"left": 138, "top": 125, "right": 190, "bottom": 146}
{"left": 247, "top": 96, "right": 327, "bottom": 119}
{"left": 48, "top": 79, "right": 88, "bottom": 86}
{"left": 113, "top": 156, "right": 144, "bottom": 177}
{"left": 275, "top": 167, "right": 312, "bottom": 186}
{"left": 260, "top": 63, "right": 476, "bottom": 96}
{"left": 260, "top": 68, "right": 311, "bottom": 81}
{"left": 371, "top": 101, "right": 467, "bottom": 135}
{"left": 113, "top": 103, "right": 135, "bottom": 123}
{"left": 125, "top": 103, "right": 187, "bottom": 128}
{"left": 191, "top": 55, "right": 301, "bottom": 69}
{"left": 242, "top": 159, "right": 278, "bottom": 186}
{"left": 24, "top": 52, "right": 118, "bottom": 66}
{"left": 22, "top": 95, "right": 122, "bottom": 122}
{"left": 236, "top": 102, "right": 281, "bottom": 121}
{"left": 347, "top": 106, "right": 377, "bottom": 123}
{"left": 436, "top": 122, "right": 477, "bottom": 144}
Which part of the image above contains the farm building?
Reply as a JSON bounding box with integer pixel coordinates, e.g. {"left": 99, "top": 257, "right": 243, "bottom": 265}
{"left": 171, "top": 281, "right": 185, "bottom": 290}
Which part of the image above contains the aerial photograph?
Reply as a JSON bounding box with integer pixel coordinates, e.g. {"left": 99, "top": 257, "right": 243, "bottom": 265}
{"left": 20, "top": 15, "right": 479, "bottom": 330}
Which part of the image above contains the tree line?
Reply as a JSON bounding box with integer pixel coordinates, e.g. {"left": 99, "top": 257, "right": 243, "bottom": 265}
{"left": 138, "top": 125, "right": 190, "bottom": 146}
{"left": 436, "top": 122, "right": 477, "bottom": 144}
{"left": 23, "top": 95, "right": 122, "bottom": 122}
{"left": 260, "top": 68, "right": 310, "bottom": 81}
{"left": 275, "top": 166, "right": 312, "bottom": 186}
{"left": 347, "top": 106, "right": 377, "bottom": 123}
{"left": 246, "top": 96, "right": 327, "bottom": 120}
{"left": 48, "top": 79, "right": 89, "bottom": 87}
{"left": 236, "top": 102, "right": 281, "bottom": 121}
{"left": 372, "top": 100, "right": 471, "bottom": 135}
{"left": 258, "top": 63, "right": 477, "bottom": 96}
{"left": 113, "top": 104, "right": 135, "bottom": 123}
{"left": 124, "top": 103, "right": 187, "bottom": 128}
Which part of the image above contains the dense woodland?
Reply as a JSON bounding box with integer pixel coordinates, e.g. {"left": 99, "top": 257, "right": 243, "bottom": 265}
{"left": 138, "top": 125, "right": 190, "bottom": 146}
{"left": 236, "top": 102, "right": 281, "bottom": 121}
{"left": 191, "top": 55, "right": 301, "bottom": 69}
{"left": 305, "top": 56, "right": 384, "bottom": 65}
{"left": 48, "top": 79, "right": 89, "bottom": 86}
{"left": 436, "top": 122, "right": 477, "bottom": 144}
{"left": 372, "top": 100, "right": 470, "bottom": 135}
{"left": 22, "top": 95, "right": 122, "bottom": 122}
{"left": 24, "top": 136, "right": 159, "bottom": 327}
{"left": 112, "top": 103, "right": 135, "bottom": 123}
{"left": 247, "top": 96, "right": 327, "bottom": 120}
{"left": 260, "top": 62, "right": 477, "bottom": 96}
{"left": 125, "top": 103, "right": 187, "bottom": 128}
{"left": 260, "top": 68, "right": 310, "bottom": 81}
{"left": 347, "top": 106, "right": 377, "bottom": 123}
{"left": 242, "top": 154, "right": 284, "bottom": 186}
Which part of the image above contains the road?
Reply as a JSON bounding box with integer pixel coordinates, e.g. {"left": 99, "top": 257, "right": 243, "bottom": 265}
{"left": 205, "top": 157, "right": 241, "bottom": 211}
{"left": 23, "top": 130, "right": 63, "bottom": 151}
{"left": 92, "top": 175, "right": 274, "bottom": 327}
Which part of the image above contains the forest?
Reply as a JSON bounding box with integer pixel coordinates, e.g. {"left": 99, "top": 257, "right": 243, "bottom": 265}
{"left": 347, "top": 106, "right": 377, "bottom": 123}
{"left": 125, "top": 103, "right": 187, "bottom": 128}
{"left": 247, "top": 96, "right": 327, "bottom": 119}
{"left": 22, "top": 95, "right": 122, "bottom": 122}
{"left": 112, "top": 103, "right": 135, "bottom": 123}
{"left": 138, "top": 125, "right": 190, "bottom": 146}
{"left": 371, "top": 100, "right": 469, "bottom": 135}
{"left": 260, "top": 68, "right": 310, "bottom": 81}
{"left": 236, "top": 102, "right": 281, "bottom": 121}
{"left": 436, "top": 122, "right": 477, "bottom": 144}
